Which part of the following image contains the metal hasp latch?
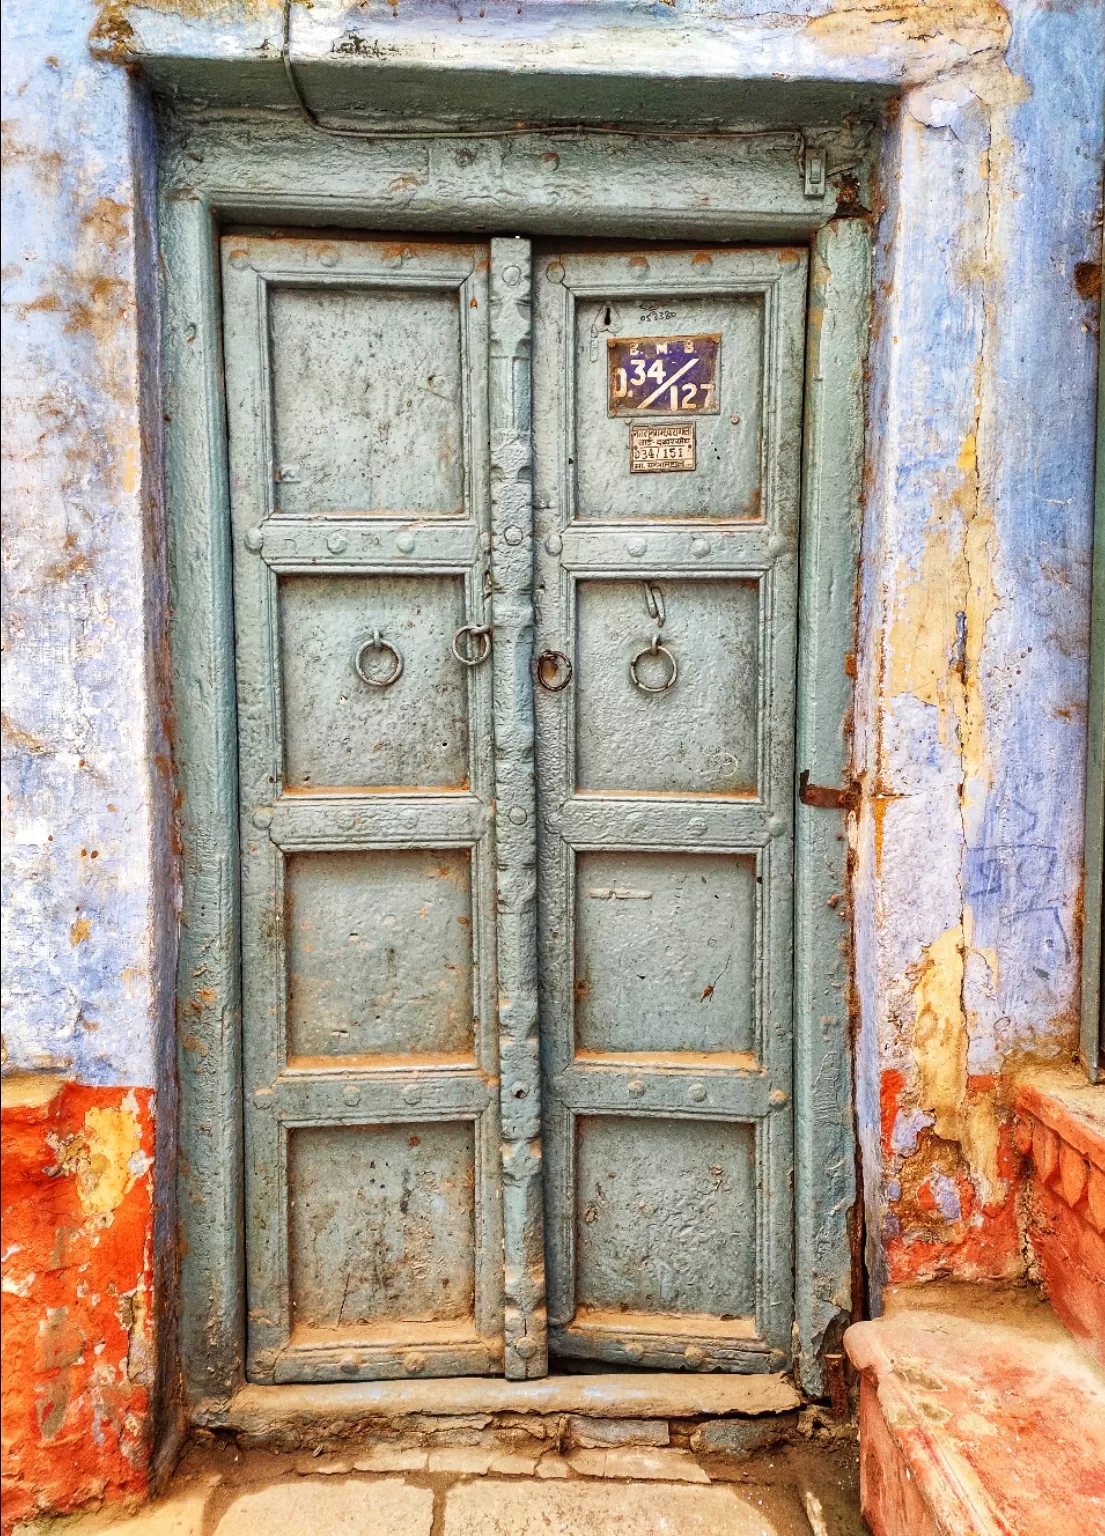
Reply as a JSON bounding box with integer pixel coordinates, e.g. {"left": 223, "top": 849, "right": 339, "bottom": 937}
{"left": 803, "top": 143, "right": 827, "bottom": 200}
{"left": 799, "top": 769, "right": 859, "bottom": 812}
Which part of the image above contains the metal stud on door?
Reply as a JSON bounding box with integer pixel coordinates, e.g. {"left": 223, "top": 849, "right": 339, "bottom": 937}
{"left": 533, "top": 246, "right": 808, "bottom": 1372}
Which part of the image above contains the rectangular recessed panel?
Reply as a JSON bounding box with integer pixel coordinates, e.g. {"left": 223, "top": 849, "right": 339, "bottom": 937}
{"left": 289, "top": 1122, "right": 476, "bottom": 1329}
{"left": 575, "top": 579, "right": 760, "bottom": 795}
{"left": 575, "top": 851, "right": 757, "bottom": 1056}
{"left": 575, "top": 1116, "right": 756, "bottom": 1320}
{"left": 575, "top": 292, "right": 764, "bottom": 519}
{"left": 269, "top": 285, "right": 465, "bottom": 516}
{"left": 280, "top": 574, "right": 469, "bottom": 791}
{"left": 286, "top": 850, "right": 474, "bottom": 1061}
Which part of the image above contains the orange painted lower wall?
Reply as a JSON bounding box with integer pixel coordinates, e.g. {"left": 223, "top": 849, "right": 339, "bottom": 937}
{"left": 1, "top": 1079, "right": 156, "bottom": 1531}
{"left": 880, "top": 1070, "right": 1026, "bottom": 1286}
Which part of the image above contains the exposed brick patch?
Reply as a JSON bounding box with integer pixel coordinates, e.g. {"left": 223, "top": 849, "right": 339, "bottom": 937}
{"left": 1016, "top": 1075, "right": 1105, "bottom": 1368}
{"left": 882, "top": 1074, "right": 1025, "bottom": 1287}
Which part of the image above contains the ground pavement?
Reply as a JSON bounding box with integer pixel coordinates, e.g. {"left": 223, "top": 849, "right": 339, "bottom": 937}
{"left": 14, "top": 1427, "right": 864, "bottom": 1535}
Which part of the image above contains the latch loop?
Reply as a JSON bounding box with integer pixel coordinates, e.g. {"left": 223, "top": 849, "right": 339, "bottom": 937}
{"left": 453, "top": 624, "right": 492, "bottom": 667}
{"left": 630, "top": 581, "right": 678, "bottom": 693}
{"left": 354, "top": 631, "right": 404, "bottom": 689}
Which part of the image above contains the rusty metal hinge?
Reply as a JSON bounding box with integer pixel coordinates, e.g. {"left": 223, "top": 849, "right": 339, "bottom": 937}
{"left": 799, "top": 769, "right": 860, "bottom": 812}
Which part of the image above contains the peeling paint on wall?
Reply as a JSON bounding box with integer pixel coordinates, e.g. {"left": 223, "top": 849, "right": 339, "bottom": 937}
{"left": 0, "top": 1078, "right": 156, "bottom": 1530}
{"left": 1, "top": 0, "right": 175, "bottom": 1088}
{"left": 2, "top": 0, "right": 177, "bottom": 1520}
{"left": 854, "top": 0, "right": 1102, "bottom": 1298}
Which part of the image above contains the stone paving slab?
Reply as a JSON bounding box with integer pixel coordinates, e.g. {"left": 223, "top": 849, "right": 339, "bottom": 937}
{"left": 692, "top": 1414, "right": 800, "bottom": 1454}
{"left": 213, "top": 1479, "right": 433, "bottom": 1536}
{"left": 568, "top": 1414, "right": 669, "bottom": 1447}
{"left": 16, "top": 1433, "right": 863, "bottom": 1536}
{"left": 565, "top": 1447, "right": 711, "bottom": 1482}
{"left": 443, "top": 1479, "right": 780, "bottom": 1535}
{"left": 351, "top": 1448, "right": 428, "bottom": 1473}
{"left": 13, "top": 1479, "right": 220, "bottom": 1536}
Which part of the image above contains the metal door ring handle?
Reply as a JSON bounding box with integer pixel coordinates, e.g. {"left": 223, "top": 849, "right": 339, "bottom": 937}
{"left": 453, "top": 624, "right": 492, "bottom": 666}
{"left": 354, "top": 632, "right": 404, "bottom": 688}
{"left": 536, "top": 650, "right": 573, "bottom": 692}
{"left": 630, "top": 642, "right": 678, "bottom": 693}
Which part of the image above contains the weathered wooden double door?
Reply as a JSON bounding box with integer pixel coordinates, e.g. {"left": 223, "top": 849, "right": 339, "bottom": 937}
{"left": 223, "top": 233, "right": 807, "bottom": 1384}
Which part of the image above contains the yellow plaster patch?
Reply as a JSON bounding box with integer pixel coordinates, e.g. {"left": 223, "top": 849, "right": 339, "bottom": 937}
{"left": 912, "top": 925, "right": 967, "bottom": 1141}
{"left": 910, "top": 926, "right": 1008, "bottom": 1203}
{"left": 76, "top": 1102, "right": 143, "bottom": 1218}
{"left": 1, "top": 1073, "right": 65, "bottom": 1109}
{"left": 70, "top": 915, "right": 92, "bottom": 946}
{"left": 806, "top": 0, "right": 1010, "bottom": 66}
{"left": 963, "top": 1096, "right": 1002, "bottom": 1201}
{"left": 957, "top": 431, "right": 977, "bottom": 477}
{"left": 960, "top": 478, "right": 999, "bottom": 801}
{"left": 886, "top": 513, "right": 963, "bottom": 743}
{"left": 886, "top": 423, "right": 999, "bottom": 813}
{"left": 120, "top": 440, "right": 139, "bottom": 497}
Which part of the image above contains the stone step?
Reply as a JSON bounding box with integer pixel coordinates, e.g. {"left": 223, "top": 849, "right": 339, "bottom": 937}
{"left": 845, "top": 1286, "right": 1105, "bottom": 1536}
{"left": 198, "top": 1372, "right": 801, "bottom": 1449}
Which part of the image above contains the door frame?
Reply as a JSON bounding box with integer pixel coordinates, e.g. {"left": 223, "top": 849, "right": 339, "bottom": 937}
{"left": 159, "top": 113, "right": 873, "bottom": 1408}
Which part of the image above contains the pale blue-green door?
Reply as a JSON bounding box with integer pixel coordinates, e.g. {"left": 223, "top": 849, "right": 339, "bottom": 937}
{"left": 533, "top": 246, "right": 807, "bottom": 1372}
{"left": 222, "top": 235, "right": 544, "bottom": 1383}
{"left": 224, "top": 234, "right": 807, "bottom": 1384}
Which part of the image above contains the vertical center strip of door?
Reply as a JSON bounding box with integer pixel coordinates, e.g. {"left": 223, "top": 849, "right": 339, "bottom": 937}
{"left": 489, "top": 238, "right": 548, "bottom": 1379}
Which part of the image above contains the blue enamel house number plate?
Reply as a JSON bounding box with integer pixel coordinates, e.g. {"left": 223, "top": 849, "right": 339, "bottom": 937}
{"left": 607, "top": 334, "right": 721, "bottom": 416}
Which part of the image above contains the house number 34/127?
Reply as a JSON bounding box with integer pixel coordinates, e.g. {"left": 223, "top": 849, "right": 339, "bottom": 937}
{"left": 607, "top": 334, "right": 721, "bottom": 416}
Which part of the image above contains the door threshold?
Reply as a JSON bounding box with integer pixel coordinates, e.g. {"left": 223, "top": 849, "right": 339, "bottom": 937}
{"left": 195, "top": 1372, "right": 802, "bottom": 1438}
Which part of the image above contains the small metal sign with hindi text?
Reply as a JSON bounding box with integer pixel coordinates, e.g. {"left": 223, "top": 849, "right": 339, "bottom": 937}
{"left": 629, "top": 421, "right": 697, "bottom": 474}
{"left": 608, "top": 334, "right": 721, "bottom": 416}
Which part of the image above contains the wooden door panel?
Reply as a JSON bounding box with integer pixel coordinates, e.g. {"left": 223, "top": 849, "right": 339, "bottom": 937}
{"left": 288, "top": 1121, "right": 477, "bottom": 1331}
{"left": 284, "top": 848, "right": 475, "bottom": 1064}
{"left": 278, "top": 572, "right": 470, "bottom": 791}
{"left": 574, "top": 577, "right": 761, "bottom": 795}
{"left": 573, "top": 288, "right": 766, "bottom": 521}
{"left": 226, "top": 232, "right": 807, "bottom": 1384}
{"left": 268, "top": 280, "right": 466, "bottom": 518}
{"left": 223, "top": 235, "right": 544, "bottom": 1383}
{"left": 574, "top": 850, "right": 758, "bottom": 1059}
{"left": 534, "top": 245, "right": 806, "bottom": 1373}
{"left": 574, "top": 1115, "right": 757, "bottom": 1318}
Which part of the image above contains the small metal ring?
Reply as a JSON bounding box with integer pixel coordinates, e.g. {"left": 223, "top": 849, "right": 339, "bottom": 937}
{"left": 536, "top": 650, "right": 573, "bottom": 692}
{"left": 452, "top": 624, "right": 492, "bottom": 667}
{"left": 629, "top": 642, "right": 678, "bottom": 693}
{"left": 354, "top": 632, "right": 404, "bottom": 689}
